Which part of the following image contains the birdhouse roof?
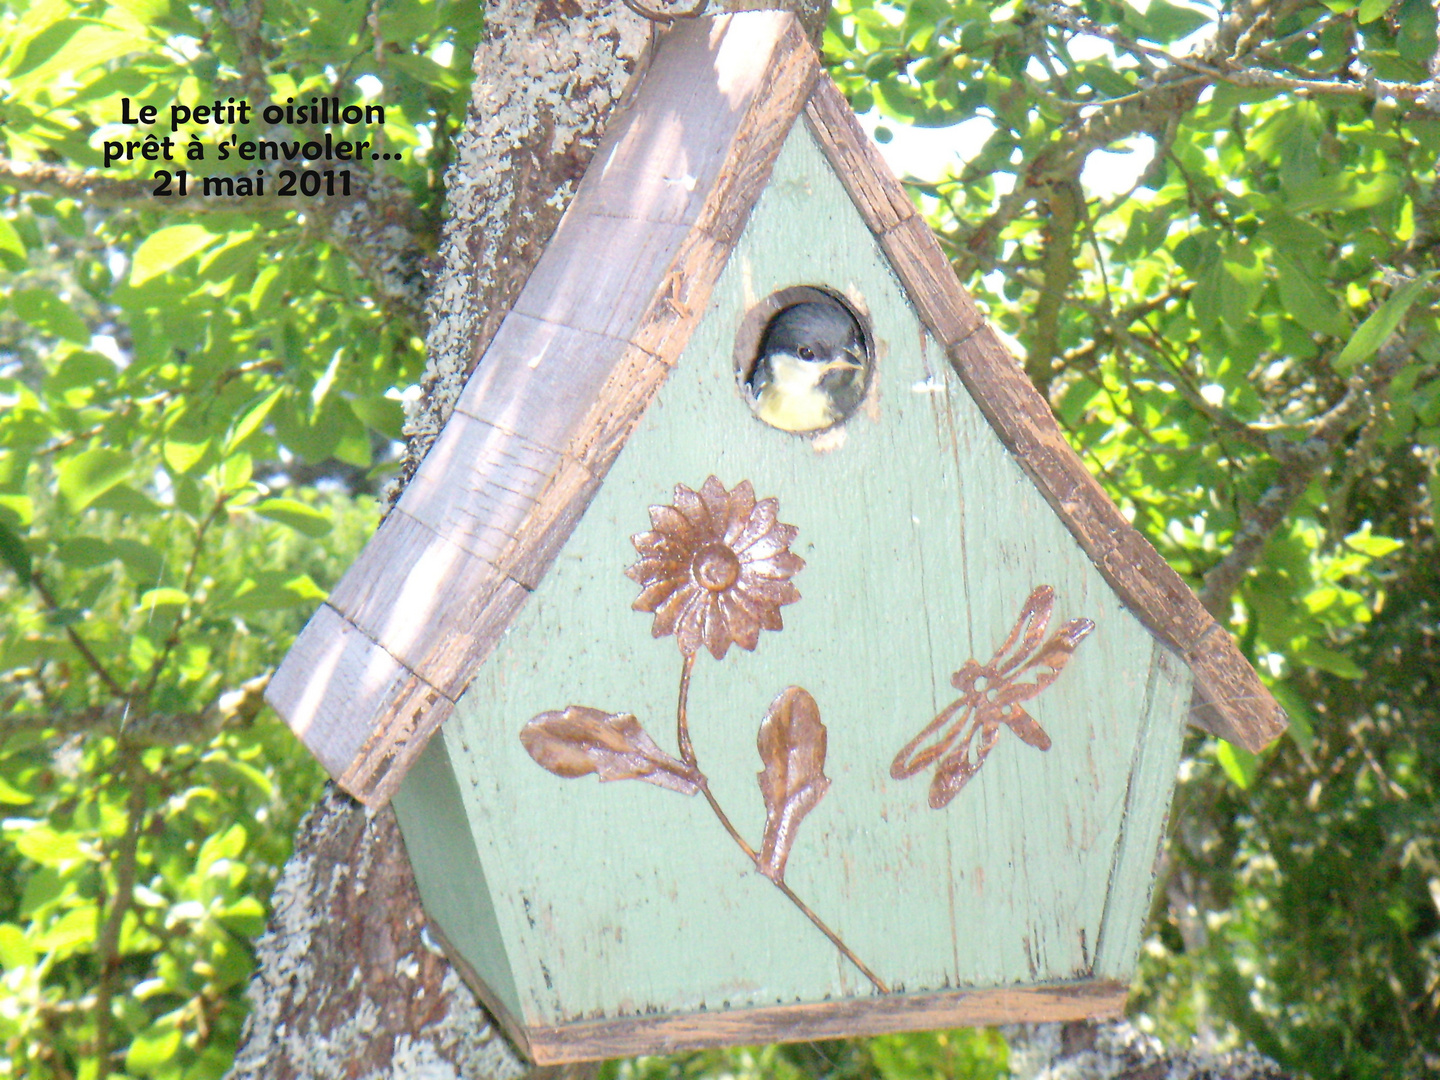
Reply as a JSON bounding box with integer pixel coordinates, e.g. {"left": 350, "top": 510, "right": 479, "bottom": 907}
{"left": 266, "top": 12, "right": 1286, "bottom": 808}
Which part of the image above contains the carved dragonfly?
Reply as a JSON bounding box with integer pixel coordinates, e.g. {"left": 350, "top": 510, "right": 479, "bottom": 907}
{"left": 891, "top": 585, "right": 1095, "bottom": 809}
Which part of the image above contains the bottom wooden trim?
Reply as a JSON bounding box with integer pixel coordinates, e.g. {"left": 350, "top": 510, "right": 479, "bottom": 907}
{"left": 431, "top": 919, "right": 1126, "bottom": 1069}
{"left": 523, "top": 980, "right": 1125, "bottom": 1064}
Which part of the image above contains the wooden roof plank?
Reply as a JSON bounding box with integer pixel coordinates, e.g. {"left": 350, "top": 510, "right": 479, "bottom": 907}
{"left": 326, "top": 508, "right": 528, "bottom": 700}
{"left": 802, "top": 75, "right": 917, "bottom": 235}
{"left": 269, "top": 603, "right": 450, "bottom": 783}
{"left": 396, "top": 410, "right": 563, "bottom": 571}
{"left": 564, "top": 13, "right": 805, "bottom": 228}
{"left": 511, "top": 216, "right": 692, "bottom": 341}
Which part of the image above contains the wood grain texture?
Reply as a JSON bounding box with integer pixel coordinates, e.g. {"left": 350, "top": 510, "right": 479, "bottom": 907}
{"left": 327, "top": 508, "right": 529, "bottom": 698}
{"left": 520, "top": 980, "right": 1126, "bottom": 1065}
{"left": 1092, "top": 642, "right": 1189, "bottom": 978}
{"left": 270, "top": 604, "right": 450, "bottom": 780}
{"left": 802, "top": 76, "right": 917, "bottom": 235}
{"left": 802, "top": 77, "right": 982, "bottom": 346}
{"left": 948, "top": 325, "right": 1286, "bottom": 753}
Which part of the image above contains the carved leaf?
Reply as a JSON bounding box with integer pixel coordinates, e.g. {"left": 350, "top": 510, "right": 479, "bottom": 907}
{"left": 520, "top": 707, "right": 701, "bottom": 796}
{"left": 755, "top": 686, "right": 831, "bottom": 883}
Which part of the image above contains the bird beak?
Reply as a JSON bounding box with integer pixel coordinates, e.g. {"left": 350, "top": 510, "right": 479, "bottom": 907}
{"left": 829, "top": 350, "right": 864, "bottom": 371}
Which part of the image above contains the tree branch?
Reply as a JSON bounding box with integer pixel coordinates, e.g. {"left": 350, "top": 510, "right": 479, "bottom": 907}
{"left": 1198, "top": 332, "right": 1414, "bottom": 615}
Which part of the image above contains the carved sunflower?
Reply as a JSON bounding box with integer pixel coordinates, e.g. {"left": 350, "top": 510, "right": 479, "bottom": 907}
{"left": 626, "top": 477, "right": 804, "bottom": 660}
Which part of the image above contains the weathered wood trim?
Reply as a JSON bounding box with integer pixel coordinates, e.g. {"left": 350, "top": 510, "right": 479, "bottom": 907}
{"left": 946, "top": 326, "right": 1287, "bottom": 751}
{"left": 520, "top": 980, "right": 1126, "bottom": 1064}
{"left": 428, "top": 913, "right": 1125, "bottom": 1067}
{"left": 802, "top": 76, "right": 917, "bottom": 235}
{"left": 422, "top": 918, "right": 535, "bottom": 1063}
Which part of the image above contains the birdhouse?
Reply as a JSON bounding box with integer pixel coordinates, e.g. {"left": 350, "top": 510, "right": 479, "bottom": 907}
{"left": 266, "top": 12, "right": 1287, "bottom": 1065}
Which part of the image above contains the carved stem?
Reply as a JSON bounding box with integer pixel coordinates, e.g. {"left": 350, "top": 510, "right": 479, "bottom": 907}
{"left": 677, "top": 651, "right": 697, "bottom": 766}
{"left": 676, "top": 656, "right": 890, "bottom": 994}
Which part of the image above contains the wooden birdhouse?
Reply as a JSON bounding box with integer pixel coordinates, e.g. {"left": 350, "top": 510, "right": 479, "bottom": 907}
{"left": 266, "top": 12, "right": 1287, "bottom": 1065}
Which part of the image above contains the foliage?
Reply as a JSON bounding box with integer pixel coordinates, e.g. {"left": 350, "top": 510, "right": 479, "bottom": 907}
{"left": 1, "top": 0, "right": 1438, "bottom": 1078}
{"left": 0, "top": 0, "right": 480, "bottom": 1075}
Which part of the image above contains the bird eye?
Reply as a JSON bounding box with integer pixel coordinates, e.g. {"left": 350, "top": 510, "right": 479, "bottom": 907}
{"left": 798, "top": 346, "right": 814, "bottom": 360}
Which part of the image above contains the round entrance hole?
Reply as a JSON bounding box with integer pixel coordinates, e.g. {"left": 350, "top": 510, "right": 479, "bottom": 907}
{"left": 735, "top": 286, "right": 874, "bottom": 434}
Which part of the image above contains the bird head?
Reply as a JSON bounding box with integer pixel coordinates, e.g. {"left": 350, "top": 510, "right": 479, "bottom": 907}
{"left": 755, "top": 299, "right": 865, "bottom": 375}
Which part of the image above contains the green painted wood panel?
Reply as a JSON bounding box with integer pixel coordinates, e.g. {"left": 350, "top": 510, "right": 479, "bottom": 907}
{"left": 395, "top": 122, "right": 1191, "bottom": 1026}
{"left": 392, "top": 730, "right": 522, "bottom": 1022}
{"left": 1093, "top": 641, "right": 1190, "bottom": 978}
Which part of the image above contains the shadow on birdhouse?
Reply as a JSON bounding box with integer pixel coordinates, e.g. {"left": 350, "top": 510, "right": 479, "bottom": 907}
{"left": 265, "top": 11, "right": 1288, "bottom": 1066}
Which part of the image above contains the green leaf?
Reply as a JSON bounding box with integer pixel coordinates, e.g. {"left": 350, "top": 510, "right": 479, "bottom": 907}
{"left": 31, "top": 905, "right": 98, "bottom": 957}
{"left": 1216, "top": 740, "right": 1259, "bottom": 788}
{"left": 1139, "top": 0, "right": 1212, "bottom": 42}
{"left": 215, "top": 895, "right": 267, "bottom": 937}
{"left": 1274, "top": 254, "right": 1349, "bottom": 338}
{"left": 162, "top": 437, "right": 210, "bottom": 475}
{"left": 1299, "top": 643, "right": 1366, "bottom": 679}
{"left": 253, "top": 497, "right": 332, "bottom": 538}
{"left": 130, "top": 224, "right": 216, "bottom": 286}
{"left": 125, "top": 1021, "right": 181, "bottom": 1074}
{"left": 1334, "top": 273, "right": 1436, "bottom": 371}
{"left": 8, "top": 20, "right": 144, "bottom": 85}
{"left": 0, "top": 924, "right": 36, "bottom": 969}
{"left": 0, "top": 215, "right": 26, "bottom": 266}
{"left": 1344, "top": 525, "right": 1404, "bottom": 557}
{"left": 139, "top": 586, "right": 189, "bottom": 610}
{"left": 9, "top": 287, "right": 89, "bottom": 343}
{"left": 0, "top": 517, "right": 31, "bottom": 581}
{"left": 57, "top": 447, "right": 131, "bottom": 510}
{"left": 1267, "top": 681, "right": 1317, "bottom": 754}
{"left": 225, "top": 388, "right": 284, "bottom": 454}
{"left": 211, "top": 572, "right": 325, "bottom": 615}
{"left": 54, "top": 536, "right": 115, "bottom": 569}
{"left": 1356, "top": 0, "right": 1391, "bottom": 20}
{"left": 197, "top": 823, "right": 246, "bottom": 873}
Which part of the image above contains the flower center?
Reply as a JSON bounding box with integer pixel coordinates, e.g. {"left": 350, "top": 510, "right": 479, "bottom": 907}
{"left": 693, "top": 543, "right": 741, "bottom": 592}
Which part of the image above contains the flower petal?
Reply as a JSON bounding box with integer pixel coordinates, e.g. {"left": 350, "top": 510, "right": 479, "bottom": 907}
{"left": 647, "top": 505, "right": 694, "bottom": 543}
{"left": 633, "top": 576, "right": 683, "bottom": 613}
{"left": 743, "top": 524, "right": 799, "bottom": 561}
{"left": 702, "top": 596, "right": 731, "bottom": 660}
{"left": 674, "top": 595, "right": 707, "bottom": 657}
{"left": 738, "top": 572, "right": 800, "bottom": 606}
{"left": 745, "top": 551, "right": 805, "bottom": 579}
{"left": 652, "top": 583, "right": 697, "bottom": 638}
{"left": 722, "top": 480, "right": 757, "bottom": 544}
{"left": 720, "top": 589, "right": 761, "bottom": 650}
{"left": 699, "top": 476, "right": 733, "bottom": 530}
{"left": 673, "top": 484, "right": 715, "bottom": 534}
{"left": 756, "top": 603, "right": 785, "bottom": 631}
{"left": 731, "top": 497, "right": 777, "bottom": 553}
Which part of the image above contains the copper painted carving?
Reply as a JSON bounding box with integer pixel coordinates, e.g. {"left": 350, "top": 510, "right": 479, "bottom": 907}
{"left": 891, "top": 585, "right": 1095, "bottom": 809}
{"left": 521, "top": 477, "right": 887, "bottom": 992}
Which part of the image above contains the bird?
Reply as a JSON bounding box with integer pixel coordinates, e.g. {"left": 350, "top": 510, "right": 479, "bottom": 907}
{"left": 745, "top": 298, "right": 867, "bottom": 433}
